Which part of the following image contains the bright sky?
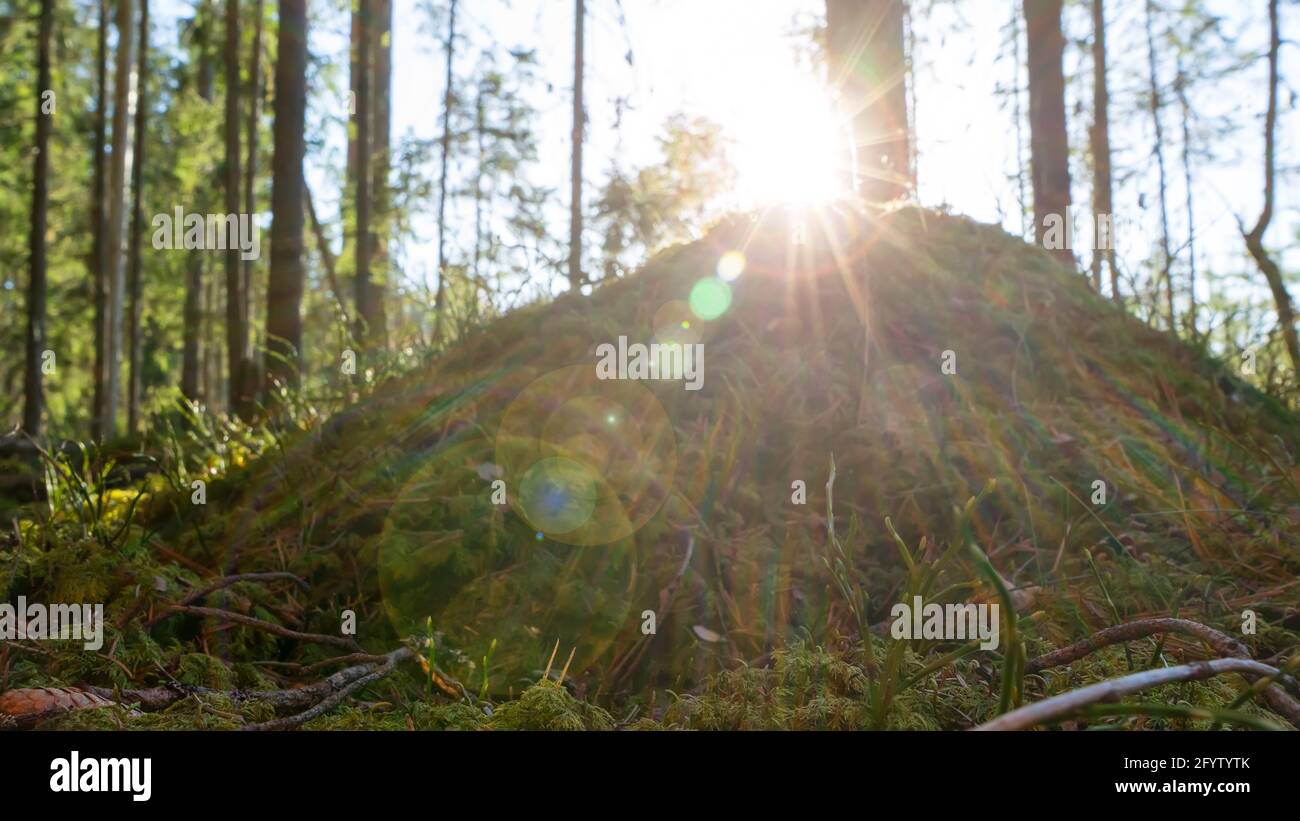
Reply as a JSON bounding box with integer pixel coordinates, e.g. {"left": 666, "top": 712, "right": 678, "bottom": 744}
{"left": 147, "top": 0, "right": 1296, "bottom": 321}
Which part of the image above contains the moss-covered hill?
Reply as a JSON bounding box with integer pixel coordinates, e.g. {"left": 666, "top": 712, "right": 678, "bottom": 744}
{"left": 5, "top": 206, "right": 1298, "bottom": 730}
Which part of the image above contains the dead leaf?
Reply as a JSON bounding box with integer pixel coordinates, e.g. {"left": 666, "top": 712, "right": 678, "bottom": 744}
{"left": 692, "top": 625, "right": 722, "bottom": 643}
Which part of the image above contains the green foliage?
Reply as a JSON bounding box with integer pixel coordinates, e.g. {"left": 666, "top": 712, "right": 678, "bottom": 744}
{"left": 595, "top": 114, "right": 737, "bottom": 279}
{"left": 488, "top": 682, "right": 615, "bottom": 731}
{"left": 6, "top": 209, "right": 1299, "bottom": 731}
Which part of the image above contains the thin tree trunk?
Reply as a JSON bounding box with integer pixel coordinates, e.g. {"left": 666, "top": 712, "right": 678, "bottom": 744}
{"left": 183, "top": 3, "right": 215, "bottom": 402}
{"left": 1144, "top": 0, "right": 1175, "bottom": 331}
{"left": 472, "top": 81, "right": 485, "bottom": 286}
{"left": 568, "top": 0, "right": 584, "bottom": 290}
{"left": 370, "top": 0, "right": 391, "bottom": 346}
{"left": 203, "top": 256, "right": 215, "bottom": 403}
{"left": 354, "top": 0, "right": 374, "bottom": 348}
{"left": 224, "top": 0, "right": 249, "bottom": 417}
{"left": 1175, "top": 52, "right": 1197, "bottom": 339}
{"left": 1011, "top": 6, "right": 1028, "bottom": 239}
{"left": 23, "top": 0, "right": 54, "bottom": 435}
{"left": 243, "top": 0, "right": 264, "bottom": 377}
{"left": 91, "top": 0, "right": 110, "bottom": 438}
{"left": 105, "top": 0, "right": 138, "bottom": 439}
{"left": 304, "top": 184, "right": 347, "bottom": 322}
{"left": 1090, "top": 0, "right": 1118, "bottom": 301}
{"left": 347, "top": 3, "right": 360, "bottom": 188}
{"left": 1022, "top": 0, "right": 1072, "bottom": 266}
{"left": 345, "top": 1, "right": 359, "bottom": 311}
{"left": 1244, "top": 0, "right": 1300, "bottom": 375}
{"left": 126, "top": 0, "right": 149, "bottom": 434}
{"left": 434, "top": 0, "right": 459, "bottom": 333}
{"left": 265, "top": 0, "right": 308, "bottom": 391}
{"left": 825, "top": 0, "right": 912, "bottom": 201}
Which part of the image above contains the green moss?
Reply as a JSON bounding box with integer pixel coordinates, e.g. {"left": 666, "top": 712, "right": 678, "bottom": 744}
{"left": 8, "top": 207, "right": 1299, "bottom": 730}
{"left": 488, "top": 682, "right": 615, "bottom": 730}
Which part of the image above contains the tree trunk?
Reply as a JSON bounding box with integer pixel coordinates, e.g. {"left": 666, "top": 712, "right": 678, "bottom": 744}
{"left": 369, "top": 0, "right": 391, "bottom": 345}
{"left": 1175, "top": 52, "right": 1197, "bottom": 339}
{"left": 345, "top": 0, "right": 359, "bottom": 313}
{"left": 434, "top": 0, "right": 459, "bottom": 334}
{"left": 225, "top": 0, "right": 250, "bottom": 417}
{"left": 305, "top": 183, "right": 348, "bottom": 322}
{"left": 126, "top": 0, "right": 150, "bottom": 434}
{"left": 1011, "top": 5, "right": 1029, "bottom": 238}
{"left": 183, "top": 3, "right": 215, "bottom": 403}
{"left": 1090, "top": 0, "right": 1118, "bottom": 301}
{"left": 1143, "top": 0, "right": 1175, "bottom": 331}
{"left": 1022, "top": 0, "right": 1072, "bottom": 266}
{"left": 105, "top": 0, "right": 138, "bottom": 438}
{"left": 568, "top": 0, "right": 585, "bottom": 290}
{"left": 244, "top": 0, "right": 264, "bottom": 379}
{"left": 472, "top": 81, "right": 485, "bottom": 286}
{"left": 265, "top": 0, "right": 308, "bottom": 391}
{"left": 354, "top": 0, "right": 374, "bottom": 348}
{"left": 825, "top": 0, "right": 912, "bottom": 201}
{"left": 1244, "top": 0, "right": 1300, "bottom": 375}
{"left": 91, "top": 0, "right": 110, "bottom": 438}
{"left": 23, "top": 0, "right": 54, "bottom": 435}
{"left": 203, "top": 261, "right": 215, "bottom": 403}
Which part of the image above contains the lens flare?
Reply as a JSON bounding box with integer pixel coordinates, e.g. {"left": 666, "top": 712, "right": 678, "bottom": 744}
{"left": 518, "top": 457, "right": 599, "bottom": 535}
{"left": 716, "top": 250, "right": 746, "bottom": 282}
{"left": 496, "top": 365, "right": 677, "bottom": 546}
{"left": 689, "top": 278, "right": 732, "bottom": 321}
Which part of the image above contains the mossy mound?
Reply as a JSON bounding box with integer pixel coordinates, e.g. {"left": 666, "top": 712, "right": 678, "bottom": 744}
{"left": 6, "top": 205, "right": 1298, "bottom": 728}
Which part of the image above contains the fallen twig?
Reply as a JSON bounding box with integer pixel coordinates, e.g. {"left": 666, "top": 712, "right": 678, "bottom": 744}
{"left": 73, "top": 647, "right": 416, "bottom": 721}
{"left": 1024, "top": 617, "right": 1300, "bottom": 725}
{"left": 157, "top": 604, "right": 362, "bottom": 651}
{"left": 174, "top": 572, "right": 308, "bottom": 609}
{"left": 242, "top": 647, "right": 413, "bottom": 731}
{"left": 974, "top": 658, "right": 1289, "bottom": 731}
{"left": 1026, "top": 618, "right": 1248, "bottom": 673}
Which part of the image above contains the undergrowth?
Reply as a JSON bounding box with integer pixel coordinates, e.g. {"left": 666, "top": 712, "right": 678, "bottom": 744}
{"left": 3, "top": 206, "right": 1298, "bottom": 730}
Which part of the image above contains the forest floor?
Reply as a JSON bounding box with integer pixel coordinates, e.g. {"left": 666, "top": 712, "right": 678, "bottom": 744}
{"left": 2, "top": 205, "right": 1298, "bottom": 730}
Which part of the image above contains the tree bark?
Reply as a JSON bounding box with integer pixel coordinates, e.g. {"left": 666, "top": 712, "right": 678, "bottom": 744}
{"left": 434, "top": 0, "right": 459, "bottom": 333}
{"left": 1022, "top": 0, "right": 1072, "bottom": 266}
{"left": 345, "top": 0, "right": 359, "bottom": 317}
{"left": 105, "top": 0, "right": 138, "bottom": 439}
{"left": 472, "top": 81, "right": 485, "bottom": 287}
{"left": 183, "top": 3, "right": 215, "bottom": 403}
{"left": 225, "top": 0, "right": 250, "bottom": 417}
{"left": 1244, "top": 0, "right": 1300, "bottom": 375}
{"left": 91, "top": 0, "right": 110, "bottom": 439}
{"left": 1175, "top": 51, "right": 1197, "bottom": 338}
{"left": 1143, "top": 0, "right": 1175, "bottom": 331}
{"left": 265, "top": 0, "right": 308, "bottom": 391}
{"left": 825, "top": 0, "right": 912, "bottom": 201}
{"left": 304, "top": 183, "right": 348, "bottom": 322}
{"left": 23, "top": 0, "right": 54, "bottom": 435}
{"left": 369, "top": 0, "right": 391, "bottom": 346}
{"left": 354, "top": 0, "right": 374, "bottom": 348}
{"left": 1090, "top": 0, "right": 1118, "bottom": 301}
{"left": 126, "top": 0, "right": 150, "bottom": 434}
{"left": 568, "top": 0, "right": 585, "bottom": 290}
{"left": 243, "top": 0, "right": 264, "bottom": 378}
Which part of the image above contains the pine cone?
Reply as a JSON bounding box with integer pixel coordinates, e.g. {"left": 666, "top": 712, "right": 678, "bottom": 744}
{"left": 0, "top": 687, "right": 117, "bottom": 729}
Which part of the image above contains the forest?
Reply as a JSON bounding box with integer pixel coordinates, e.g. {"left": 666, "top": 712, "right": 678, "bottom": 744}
{"left": 0, "top": 0, "right": 1298, "bottom": 743}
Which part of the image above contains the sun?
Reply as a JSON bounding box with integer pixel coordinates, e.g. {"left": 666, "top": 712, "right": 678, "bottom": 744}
{"left": 730, "top": 70, "right": 849, "bottom": 207}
